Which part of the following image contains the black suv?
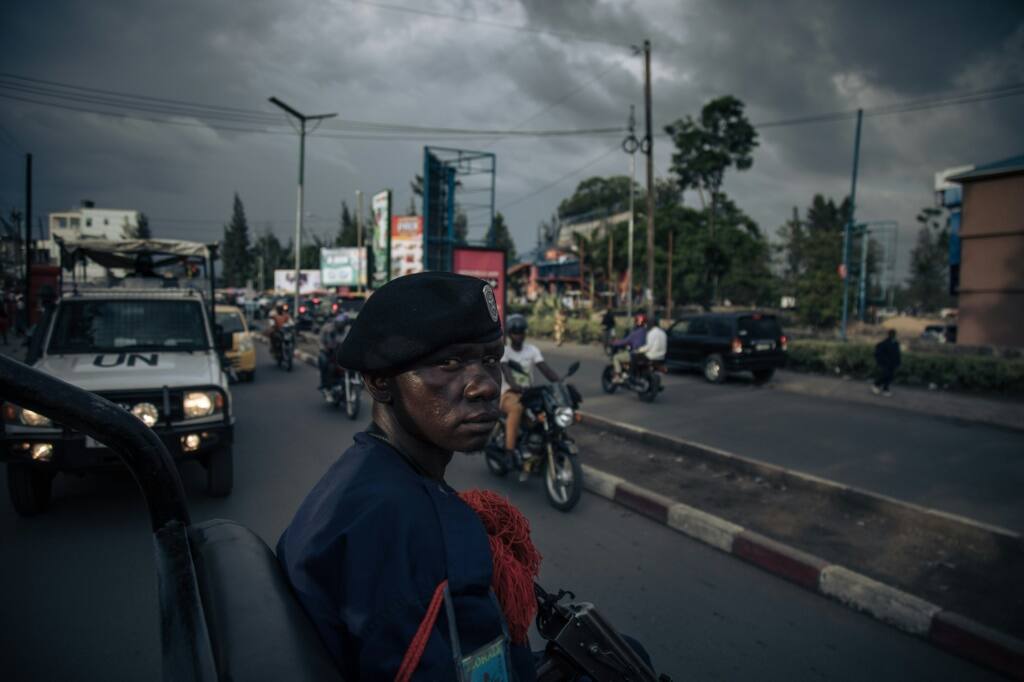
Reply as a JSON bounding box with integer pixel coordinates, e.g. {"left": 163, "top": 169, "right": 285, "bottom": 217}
{"left": 666, "top": 312, "right": 787, "bottom": 383}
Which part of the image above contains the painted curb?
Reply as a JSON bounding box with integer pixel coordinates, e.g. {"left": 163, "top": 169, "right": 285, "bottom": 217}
{"left": 579, "top": 437, "right": 1024, "bottom": 679}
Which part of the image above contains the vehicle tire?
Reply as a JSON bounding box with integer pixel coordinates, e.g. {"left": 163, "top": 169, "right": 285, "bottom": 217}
{"left": 703, "top": 354, "right": 726, "bottom": 384}
{"left": 752, "top": 368, "right": 775, "bottom": 384}
{"left": 346, "top": 390, "right": 360, "bottom": 420}
{"left": 7, "top": 464, "right": 53, "bottom": 516}
{"left": 484, "top": 425, "right": 509, "bottom": 477}
{"left": 206, "top": 446, "right": 233, "bottom": 497}
{"left": 545, "top": 451, "right": 582, "bottom": 512}
{"left": 601, "top": 365, "right": 618, "bottom": 394}
{"left": 639, "top": 372, "right": 660, "bottom": 402}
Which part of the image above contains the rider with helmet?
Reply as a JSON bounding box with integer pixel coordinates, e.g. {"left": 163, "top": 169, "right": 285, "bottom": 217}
{"left": 265, "top": 303, "right": 292, "bottom": 355}
{"left": 317, "top": 313, "right": 351, "bottom": 390}
{"left": 500, "top": 314, "right": 560, "bottom": 465}
{"left": 609, "top": 311, "right": 648, "bottom": 383}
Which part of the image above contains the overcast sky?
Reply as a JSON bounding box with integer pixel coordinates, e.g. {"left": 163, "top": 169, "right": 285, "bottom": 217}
{"left": 1, "top": 0, "right": 1022, "bottom": 281}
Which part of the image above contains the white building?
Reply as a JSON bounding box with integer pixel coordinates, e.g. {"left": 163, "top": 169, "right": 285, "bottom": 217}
{"left": 45, "top": 202, "right": 140, "bottom": 281}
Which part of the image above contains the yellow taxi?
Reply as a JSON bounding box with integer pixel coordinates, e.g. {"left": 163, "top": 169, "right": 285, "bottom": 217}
{"left": 215, "top": 305, "right": 256, "bottom": 382}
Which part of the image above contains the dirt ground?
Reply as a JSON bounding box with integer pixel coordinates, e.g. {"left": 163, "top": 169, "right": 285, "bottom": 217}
{"left": 573, "top": 422, "right": 1024, "bottom": 639}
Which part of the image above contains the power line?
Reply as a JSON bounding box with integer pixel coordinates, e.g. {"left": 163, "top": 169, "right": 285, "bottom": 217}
{"left": 500, "top": 144, "right": 620, "bottom": 210}
{"left": 344, "top": 0, "right": 630, "bottom": 48}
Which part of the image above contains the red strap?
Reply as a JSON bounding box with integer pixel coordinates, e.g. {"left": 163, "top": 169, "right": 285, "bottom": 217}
{"left": 395, "top": 579, "right": 449, "bottom": 682}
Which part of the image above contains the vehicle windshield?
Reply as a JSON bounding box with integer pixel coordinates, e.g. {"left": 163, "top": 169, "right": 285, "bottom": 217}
{"left": 215, "top": 312, "right": 246, "bottom": 334}
{"left": 737, "top": 315, "right": 782, "bottom": 338}
{"left": 48, "top": 300, "right": 211, "bottom": 354}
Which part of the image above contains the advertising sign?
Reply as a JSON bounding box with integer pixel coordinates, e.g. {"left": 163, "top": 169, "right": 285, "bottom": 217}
{"left": 320, "top": 247, "right": 367, "bottom": 287}
{"left": 371, "top": 190, "right": 391, "bottom": 287}
{"left": 390, "top": 215, "right": 424, "bottom": 279}
{"left": 452, "top": 246, "right": 507, "bottom": 326}
{"left": 273, "top": 269, "right": 321, "bottom": 294}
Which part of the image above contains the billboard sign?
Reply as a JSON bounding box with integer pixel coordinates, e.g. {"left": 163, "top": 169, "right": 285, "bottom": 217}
{"left": 452, "top": 246, "right": 507, "bottom": 326}
{"left": 273, "top": 269, "right": 321, "bottom": 294}
{"left": 390, "top": 215, "right": 424, "bottom": 279}
{"left": 320, "top": 247, "right": 367, "bottom": 287}
{"left": 371, "top": 190, "right": 391, "bottom": 287}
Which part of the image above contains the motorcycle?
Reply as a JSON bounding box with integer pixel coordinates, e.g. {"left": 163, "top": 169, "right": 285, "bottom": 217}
{"left": 601, "top": 347, "right": 664, "bottom": 403}
{"left": 482, "top": 360, "right": 584, "bottom": 512}
{"left": 323, "top": 363, "right": 362, "bottom": 420}
{"left": 271, "top": 322, "right": 295, "bottom": 371}
{"left": 0, "top": 353, "right": 674, "bottom": 682}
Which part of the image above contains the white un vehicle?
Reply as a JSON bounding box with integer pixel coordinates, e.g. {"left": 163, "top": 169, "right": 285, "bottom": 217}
{"left": 1, "top": 240, "right": 235, "bottom": 515}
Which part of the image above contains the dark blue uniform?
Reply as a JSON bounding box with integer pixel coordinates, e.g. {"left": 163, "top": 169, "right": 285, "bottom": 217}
{"left": 277, "top": 430, "right": 536, "bottom": 681}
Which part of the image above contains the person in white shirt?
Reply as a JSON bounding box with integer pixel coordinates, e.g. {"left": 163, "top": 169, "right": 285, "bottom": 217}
{"left": 638, "top": 315, "right": 667, "bottom": 362}
{"left": 500, "top": 314, "right": 560, "bottom": 462}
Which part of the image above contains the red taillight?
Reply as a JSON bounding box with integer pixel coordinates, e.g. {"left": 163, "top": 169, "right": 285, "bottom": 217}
{"left": 731, "top": 337, "right": 743, "bottom": 354}
{"left": 780, "top": 335, "right": 788, "bottom": 351}
{"left": 331, "top": 303, "right": 339, "bottom": 313}
{"left": 299, "top": 306, "right": 307, "bottom": 314}
{"left": 312, "top": 298, "right": 320, "bottom": 305}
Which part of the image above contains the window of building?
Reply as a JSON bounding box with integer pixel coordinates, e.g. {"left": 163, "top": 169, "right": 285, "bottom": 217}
{"left": 71, "top": 218, "right": 80, "bottom": 227}
{"left": 103, "top": 218, "right": 109, "bottom": 225}
{"left": 56, "top": 217, "right": 67, "bottom": 228}
{"left": 86, "top": 218, "right": 92, "bottom": 227}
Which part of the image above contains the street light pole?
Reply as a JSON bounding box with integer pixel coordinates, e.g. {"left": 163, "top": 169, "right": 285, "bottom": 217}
{"left": 623, "top": 105, "right": 639, "bottom": 319}
{"left": 269, "top": 97, "right": 336, "bottom": 316}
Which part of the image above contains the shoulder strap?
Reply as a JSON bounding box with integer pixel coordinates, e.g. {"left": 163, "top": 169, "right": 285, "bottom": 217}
{"left": 394, "top": 579, "right": 449, "bottom": 682}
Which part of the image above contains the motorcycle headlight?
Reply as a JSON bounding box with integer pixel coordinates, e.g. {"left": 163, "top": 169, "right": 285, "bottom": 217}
{"left": 131, "top": 402, "right": 159, "bottom": 428}
{"left": 554, "top": 406, "right": 574, "bottom": 428}
{"left": 183, "top": 391, "right": 222, "bottom": 419}
{"left": 20, "top": 407, "right": 53, "bottom": 427}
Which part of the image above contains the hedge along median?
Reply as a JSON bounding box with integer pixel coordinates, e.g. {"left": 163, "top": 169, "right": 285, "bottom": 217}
{"left": 787, "top": 340, "right": 1024, "bottom": 395}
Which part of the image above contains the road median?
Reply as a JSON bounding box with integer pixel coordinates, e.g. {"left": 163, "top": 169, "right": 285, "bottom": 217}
{"left": 576, "top": 411, "right": 1024, "bottom": 679}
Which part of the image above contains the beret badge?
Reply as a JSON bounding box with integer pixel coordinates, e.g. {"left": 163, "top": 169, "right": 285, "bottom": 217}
{"left": 483, "top": 284, "right": 499, "bottom": 322}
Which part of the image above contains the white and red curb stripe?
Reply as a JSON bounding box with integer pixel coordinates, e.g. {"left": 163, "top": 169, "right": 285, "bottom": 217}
{"left": 579, "top": 443, "right": 1024, "bottom": 679}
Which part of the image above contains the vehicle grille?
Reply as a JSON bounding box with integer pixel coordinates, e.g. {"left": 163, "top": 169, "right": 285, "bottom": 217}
{"left": 94, "top": 389, "right": 185, "bottom": 422}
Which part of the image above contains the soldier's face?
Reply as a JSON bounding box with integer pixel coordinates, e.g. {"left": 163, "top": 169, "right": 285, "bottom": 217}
{"left": 391, "top": 340, "right": 503, "bottom": 452}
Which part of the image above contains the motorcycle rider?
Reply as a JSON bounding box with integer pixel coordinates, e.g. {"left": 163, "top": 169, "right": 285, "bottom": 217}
{"left": 265, "top": 303, "right": 292, "bottom": 357}
{"left": 317, "top": 313, "right": 350, "bottom": 391}
{"left": 637, "top": 314, "right": 667, "bottom": 365}
{"left": 610, "top": 312, "right": 648, "bottom": 383}
{"left": 500, "top": 314, "right": 560, "bottom": 469}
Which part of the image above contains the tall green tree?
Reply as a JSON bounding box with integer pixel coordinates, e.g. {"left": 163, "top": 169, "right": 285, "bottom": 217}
{"left": 783, "top": 195, "right": 851, "bottom": 328}
{"left": 485, "top": 212, "right": 517, "bottom": 262}
{"left": 557, "top": 176, "right": 639, "bottom": 219}
{"left": 251, "top": 229, "right": 289, "bottom": 290}
{"left": 121, "top": 212, "right": 152, "bottom": 239}
{"left": 222, "top": 194, "right": 253, "bottom": 286}
{"left": 336, "top": 201, "right": 359, "bottom": 247}
{"left": 907, "top": 207, "right": 955, "bottom": 313}
{"left": 666, "top": 96, "right": 758, "bottom": 302}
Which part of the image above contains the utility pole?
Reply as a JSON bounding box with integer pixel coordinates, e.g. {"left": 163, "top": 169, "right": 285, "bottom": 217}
{"left": 622, "top": 105, "right": 640, "bottom": 318}
{"left": 606, "top": 228, "right": 614, "bottom": 307}
{"left": 642, "top": 39, "right": 655, "bottom": 312}
{"left": 840, "top": 108, "right": 863, "bottom": 340}
{"left": 269, "top": 97, "right": 336, "bottom": 315}
{"left": 356, "top": 189, "right": 364, "bottom": 295}
{"left": 24, "top": 153, "right": 32, "bottom": 306}
{"left": 666, "top": 229, "right": 673, "bottom": 318}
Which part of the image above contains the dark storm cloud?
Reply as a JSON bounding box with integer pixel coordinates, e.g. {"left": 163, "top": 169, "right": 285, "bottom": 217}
{"left": 1, "top": 0, "right": 1022, "bottom": 272}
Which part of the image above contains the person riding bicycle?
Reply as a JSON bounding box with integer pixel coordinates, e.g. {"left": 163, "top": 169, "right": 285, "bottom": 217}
{"left": 317, "top": 313, "right": 351, "bottom": 390}
{"left": 500, "top": 314, "right": 560, "bottom": 468}
{"left": 610, "top": 312, "right": 648, "bottom": 383}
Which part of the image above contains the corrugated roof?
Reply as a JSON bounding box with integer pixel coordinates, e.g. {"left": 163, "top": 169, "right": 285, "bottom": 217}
{"left": 948, "top": 154, "right": 1024, "bottom": 182}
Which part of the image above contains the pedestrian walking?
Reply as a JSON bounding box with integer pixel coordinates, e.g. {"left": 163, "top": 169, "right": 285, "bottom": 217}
{"left": 872, "top": 329, "right": 901, "bottom": 396}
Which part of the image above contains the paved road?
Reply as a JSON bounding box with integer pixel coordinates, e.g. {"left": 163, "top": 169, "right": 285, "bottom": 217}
{"left": 0, "top": 347, "right": 1000, "bottom": 680}
{"left": 534, "top": 340, "right": 1024, "bottom": 533}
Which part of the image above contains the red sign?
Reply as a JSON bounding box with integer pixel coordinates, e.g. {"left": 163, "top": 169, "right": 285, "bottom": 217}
{"left": 452, "top": 246, "right": 507, "bottom": 326}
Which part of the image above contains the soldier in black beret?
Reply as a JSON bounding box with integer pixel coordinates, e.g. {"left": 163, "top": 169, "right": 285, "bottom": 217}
{"left": 278, "top": 272, "right": 540, "bottom": 681}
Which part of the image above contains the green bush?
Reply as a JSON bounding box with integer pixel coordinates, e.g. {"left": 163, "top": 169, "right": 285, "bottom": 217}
{"left": 787, "top": 340, "right": 1024, "bottom": 394}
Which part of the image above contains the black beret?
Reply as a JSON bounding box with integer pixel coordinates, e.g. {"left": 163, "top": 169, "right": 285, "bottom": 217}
{"left": 337, "top": 271, "right": 503, "bottom": 372}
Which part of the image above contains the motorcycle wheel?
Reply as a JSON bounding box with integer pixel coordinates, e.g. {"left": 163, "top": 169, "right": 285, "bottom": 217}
{"left": 346, "top": 390, "right": 360, "bottom": 420}
{"left": 638, "top": 372, "right": 660, "bottom": 403}
{"left": 601, "top": 365, "right": 618, "bottom": 394}
{"left": 545, "top": 450, "right": 582, "bottom": 512}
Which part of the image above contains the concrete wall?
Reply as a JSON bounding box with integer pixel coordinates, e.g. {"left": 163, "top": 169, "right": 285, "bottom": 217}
{"left": 958, "top": 174, "right": 1024, "bottom": 348}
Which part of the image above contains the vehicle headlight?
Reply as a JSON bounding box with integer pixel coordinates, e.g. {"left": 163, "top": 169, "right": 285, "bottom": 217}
{"left": 183, "top": 391, "right": 221, "bottom": 419}
{"left": 238, "top": 335, "right": 254, "bottom": 353}
{"left": 554, "top": 407, "right": 574, "bottom": 428}
{"left": 20, "top": 407, "right": 53, "bottom": 427}
{"left": 131, "top": 402, "right": 159, "bottom": 428}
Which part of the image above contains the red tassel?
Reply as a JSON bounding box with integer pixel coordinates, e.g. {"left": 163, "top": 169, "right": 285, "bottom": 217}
{"left": 458, "top": 490, "right": 541, "bottom": 644}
